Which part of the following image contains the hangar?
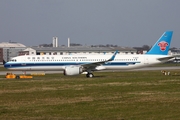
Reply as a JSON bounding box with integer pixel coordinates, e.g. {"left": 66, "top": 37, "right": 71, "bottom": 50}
{"left": 0, "top": 42, "right": 26, "bottom": 64}
{"left": 19, "top": 46, "right": 137, "bottom": 56}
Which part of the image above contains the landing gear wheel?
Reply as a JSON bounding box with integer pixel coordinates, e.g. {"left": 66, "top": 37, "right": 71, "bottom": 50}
{"left": 86, "top": 73, "right": 94, "bottom": 78}
{"left": 16, "top": 76, "right": 20, "bottom": 79}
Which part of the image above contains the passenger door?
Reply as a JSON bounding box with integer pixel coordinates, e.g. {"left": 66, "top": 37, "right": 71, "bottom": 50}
{"left": 144, "top": 56, "right": 149, "bottom": 65}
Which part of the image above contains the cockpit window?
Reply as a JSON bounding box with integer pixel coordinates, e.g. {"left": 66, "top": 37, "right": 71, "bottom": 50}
{"left": 9, "top": 59, "right": 17, "bottom": 62}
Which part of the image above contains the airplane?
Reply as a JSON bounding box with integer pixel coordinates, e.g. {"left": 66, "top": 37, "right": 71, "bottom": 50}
{"left": 4, "top": 31, "right": 176, "bottom": 78}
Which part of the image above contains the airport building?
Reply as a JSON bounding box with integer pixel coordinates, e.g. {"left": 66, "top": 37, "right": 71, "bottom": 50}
{"left": 18, "top": 37, "right": 137, "bottom": 55}
{"left": 170, "top": 48, "right": 180, "bottom": 62}
{"left": 19, "top": 46, "right": 137, "bottom": 56}
{"left": 0, "top": 42, "right": 26, "bottom": 64}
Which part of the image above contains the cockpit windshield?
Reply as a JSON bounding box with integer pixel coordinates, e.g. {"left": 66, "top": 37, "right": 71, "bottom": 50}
{"left": 9, "top": 59, "right": 17, "bottom": 62}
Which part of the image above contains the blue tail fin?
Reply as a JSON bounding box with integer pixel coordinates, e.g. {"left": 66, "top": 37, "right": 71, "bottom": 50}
{"left": 146, "top": 31, "right": 173, "bottom": 55}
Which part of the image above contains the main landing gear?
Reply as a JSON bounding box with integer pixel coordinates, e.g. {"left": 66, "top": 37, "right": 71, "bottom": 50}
{"left": 86, "top": 73, "right": 94, "bottom": 78}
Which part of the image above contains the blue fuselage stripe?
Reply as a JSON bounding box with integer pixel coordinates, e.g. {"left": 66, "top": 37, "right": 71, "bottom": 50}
{"left": 4, "top": 62, "right": 141, "bottom": 68}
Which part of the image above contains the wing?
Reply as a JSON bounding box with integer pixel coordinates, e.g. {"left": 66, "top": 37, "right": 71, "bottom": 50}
{"left": 81, "top": 50, "right": 118, "bottom": 70}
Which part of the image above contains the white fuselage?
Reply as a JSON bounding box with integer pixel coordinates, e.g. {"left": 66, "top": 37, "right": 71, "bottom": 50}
{"left": 4, "top": 54, "right": 170, "bottom": 71}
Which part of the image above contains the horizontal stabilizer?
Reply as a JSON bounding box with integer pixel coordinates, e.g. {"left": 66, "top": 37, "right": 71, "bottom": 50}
{"left": 157, "top": 56, "right": 175, "bottom": 61}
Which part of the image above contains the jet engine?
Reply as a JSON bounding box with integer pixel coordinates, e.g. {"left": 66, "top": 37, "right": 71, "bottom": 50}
{"left": 63, "top": 66, "right": 83, "bottom": 76}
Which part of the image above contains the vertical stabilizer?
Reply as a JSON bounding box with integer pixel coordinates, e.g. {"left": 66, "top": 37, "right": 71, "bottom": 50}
{"left": 146, "top": 31, "right": 173, "bottom": 55}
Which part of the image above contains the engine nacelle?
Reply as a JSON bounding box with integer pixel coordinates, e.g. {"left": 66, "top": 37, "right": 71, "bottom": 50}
{"left": 63, "top": 66, "right": 83, "bottom": 76}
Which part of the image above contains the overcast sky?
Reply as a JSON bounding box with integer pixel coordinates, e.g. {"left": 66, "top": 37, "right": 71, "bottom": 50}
{"left": 0, "top": 0, "right": 180, "bottom": 48}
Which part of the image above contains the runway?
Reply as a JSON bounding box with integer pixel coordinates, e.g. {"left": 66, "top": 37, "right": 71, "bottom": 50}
{"left": 129, "top": 66, "right": 180, "bottom": 71}
{"left": 0, "top": 66, "right": 179, "bottom": 75}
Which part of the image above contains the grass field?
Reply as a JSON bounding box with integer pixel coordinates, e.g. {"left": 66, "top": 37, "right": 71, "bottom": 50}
{"left": 0, "top": 70, "right": 180, "bottom": 120}
{"left": 0, "top": 67, "right": 8, "bottom": 71}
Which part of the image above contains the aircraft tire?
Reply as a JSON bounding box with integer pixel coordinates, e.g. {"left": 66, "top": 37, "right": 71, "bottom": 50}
{"left": 86, "top": 73, "right": 94, "bottom": 78}
{"left": 16, "top": 76, "right": 20, "bottom": 79}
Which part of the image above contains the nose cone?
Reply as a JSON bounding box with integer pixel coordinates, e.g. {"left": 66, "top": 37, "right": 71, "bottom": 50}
{"left": 4, "top": 62, "right": 8, "bottom": 69}
{"left": 4, "top": 61, "right": 11, "bottom": 69}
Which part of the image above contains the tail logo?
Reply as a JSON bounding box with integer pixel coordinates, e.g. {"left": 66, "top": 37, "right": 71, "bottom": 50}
{"left": 158, "top": 41, "right": 168, "bottom": 51}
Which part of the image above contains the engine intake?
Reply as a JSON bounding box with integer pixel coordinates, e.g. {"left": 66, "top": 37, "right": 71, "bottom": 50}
{"left": 63, "top": 66, "right": 83, "bottom": 76}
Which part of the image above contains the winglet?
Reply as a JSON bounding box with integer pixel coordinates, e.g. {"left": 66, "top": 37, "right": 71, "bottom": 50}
{"left": 108, "top": 50, "right": 118, "bottom": 61}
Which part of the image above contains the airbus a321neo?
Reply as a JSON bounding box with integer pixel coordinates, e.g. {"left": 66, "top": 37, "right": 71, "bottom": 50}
{"left": 4, "top": 31, "right": 176, "bottom": 77}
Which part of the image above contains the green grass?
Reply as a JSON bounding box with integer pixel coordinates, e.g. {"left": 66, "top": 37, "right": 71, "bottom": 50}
{"left": 0, "top": 67, "right": 8, "bottom": 71}
{"left": 0, "top": 70, "right": 180, "bottom": 119}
